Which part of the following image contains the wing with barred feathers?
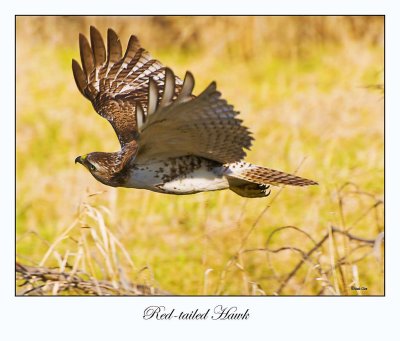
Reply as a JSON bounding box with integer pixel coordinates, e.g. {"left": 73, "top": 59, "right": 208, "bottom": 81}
{"left": 73, "top": 27, "right": 253, "bottom": 162}
{"left": 72, "top": 26, "right": 183, "bottom": 147}
{"left": 135, "top": 68, "right": 254, "bottom": 164}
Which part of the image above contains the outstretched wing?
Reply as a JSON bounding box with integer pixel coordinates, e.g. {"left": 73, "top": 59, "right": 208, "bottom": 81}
{"left": 72, "top": 26, "right": 182, "bottom": 147}
{"left": 135, "top": 68, "right": 253, "bottom": 164}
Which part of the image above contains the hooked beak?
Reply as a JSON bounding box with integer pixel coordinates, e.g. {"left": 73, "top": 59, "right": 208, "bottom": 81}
{"left": 75, "top": 156, "right": 83, "bottom": 165}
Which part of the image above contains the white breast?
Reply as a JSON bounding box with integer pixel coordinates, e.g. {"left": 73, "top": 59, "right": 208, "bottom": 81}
{"left": 124, "top": 158, "right": 229, "bottom": 195}
{"left": 161, "top": 167, "right": 229, "bottom": 194}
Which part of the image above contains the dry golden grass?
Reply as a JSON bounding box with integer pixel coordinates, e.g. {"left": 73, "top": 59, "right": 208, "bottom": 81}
{"left": 16, "top": 16, "right": 384, "bottom": 295}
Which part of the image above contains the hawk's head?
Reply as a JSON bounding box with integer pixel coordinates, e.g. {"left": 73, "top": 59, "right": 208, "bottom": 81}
{"left": 75, "top": 141, "right": 137, "bottom": 187}
{"left": 75, "top": 152, "right": 127, "bottom": 187}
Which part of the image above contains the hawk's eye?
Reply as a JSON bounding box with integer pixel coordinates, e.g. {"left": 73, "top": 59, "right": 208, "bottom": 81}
{"left": 89, "top": 163, "right": 96, "bottom": 171}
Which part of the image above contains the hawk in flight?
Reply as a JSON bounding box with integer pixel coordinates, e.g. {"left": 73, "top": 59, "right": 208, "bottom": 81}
{"left": 73, "top": 27, "right": 317, "bottom": 198}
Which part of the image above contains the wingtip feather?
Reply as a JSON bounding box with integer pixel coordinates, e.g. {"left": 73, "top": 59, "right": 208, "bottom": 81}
{"left": 90, "top": 26, "right": 106, "bottom": 66}
{"left": 72, "top": 59, "right": 87, "bottom": 95}
{"left": 147, "top": 78, "right": 159, "bottom": 115}
{"left": 79, "top": 33, "right": 94, "bottom": 76}
{"left": 197, "top": 80, "right": 217, "bottom": 99}
{"left": 159, "top": 67, "right": 175, "bottom": 107}
{"left": 107, "top": 28, "right": 122, "bottom": 63}
{"left": 175, "top": 70, "right": 195, "bottom": 103}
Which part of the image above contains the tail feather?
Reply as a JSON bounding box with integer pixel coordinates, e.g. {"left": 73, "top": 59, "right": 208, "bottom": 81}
{"left": 225, "top": 162, "right": 317, "bottom": 198}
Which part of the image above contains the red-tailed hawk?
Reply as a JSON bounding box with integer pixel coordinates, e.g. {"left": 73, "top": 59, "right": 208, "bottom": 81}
{"left": 73, "top": 27, "right": 317, "bottom": 198}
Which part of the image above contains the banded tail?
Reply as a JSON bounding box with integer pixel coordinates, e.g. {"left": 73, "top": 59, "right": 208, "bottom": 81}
{"left": 224, "top": 162, "right": 318, "bottom": 198}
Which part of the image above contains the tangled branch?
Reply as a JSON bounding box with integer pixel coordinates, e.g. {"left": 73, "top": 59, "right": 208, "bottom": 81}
{"left": 16, "top": 262, "right": 170, "bottom": 296}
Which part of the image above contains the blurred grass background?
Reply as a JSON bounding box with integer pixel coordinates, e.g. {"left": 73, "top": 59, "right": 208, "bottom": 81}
{"left": 16, "top": 16, "right": 384, "bottom": 295}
